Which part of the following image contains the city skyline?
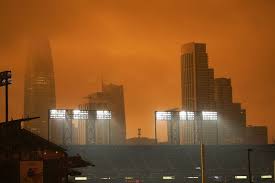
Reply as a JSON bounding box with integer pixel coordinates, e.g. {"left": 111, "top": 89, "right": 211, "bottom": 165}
{"left": 1, "top": 40, "right": 271, "bottom": 142}
{"left": 0, "top": 0, "right": 274, "bottom": 142}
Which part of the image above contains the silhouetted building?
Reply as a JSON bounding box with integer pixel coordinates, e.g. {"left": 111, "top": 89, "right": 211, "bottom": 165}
{"left": 214, "top": 78, "right": 247, "bottom": 144}
{"left": 214, "top": 78, "right": 246, "bottom": 125}
{"left": 214, "top": 78, "right": 233, "bottom": 110}
{"left": 246, "top": 126, "right": 268, "bottom": 144}
{"left": 80, "top": 83, "right": 126, "bottom": 144}
{"left": 180, "top": 43, "right": 267, "bottom": 145}
{"left": 0, "top": 118, "right": 90, "bottom": 183}
{"left": 0, "top": 118, "right": 67, "bottom": 183}
{"left": 24, "top": 38, "right": 56, "bottom": 139}
{"left": 181, "top": 42, "right": 215, "bottom": 111}
{"left": 180, "top": 43, "right": 216, "bottom": 144}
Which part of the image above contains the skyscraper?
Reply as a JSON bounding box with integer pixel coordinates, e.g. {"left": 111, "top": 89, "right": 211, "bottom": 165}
{"left": 180, "top": 42, "right": 268, "bottom": 144}
{"left": 181, "top": 42, "right": 215, "bottom": 111}
{"left": 180, "top": 43, "right": 216, "bottom": 144}
{"left": 245, "top": 126, "right": 268, "bottom": 144}
{"left": 214, "top": 78, "right": 246, "bottom": 126}
{"left": 214, "top": 78, "right": 246, "bottom": 144}
{"left": 80, "top": 83, "right": 126, "bottom": 144}
{"left": 24, "top": 38, "right": 56, "bottom": 139}
{"left": 214, "top": 78, "right": 233, "bottom": 111}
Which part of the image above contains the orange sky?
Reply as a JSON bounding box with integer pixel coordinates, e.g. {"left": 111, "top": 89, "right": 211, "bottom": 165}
{"left": 0, "top": 0, "right": 275, "bottom": 142}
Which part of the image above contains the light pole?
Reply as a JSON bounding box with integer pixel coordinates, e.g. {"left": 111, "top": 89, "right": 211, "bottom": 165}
{"left": 216, "top": 119, "right": 219, "bottom": 145}
{"left": 154, "top": 111, "right": 157, "bottom": 144}
{"left": 248, "top": 149, "right": 253, "bottom": 183}
{"left": 108, "top": 115, "right": 111, "bottom": 144}
{"left": 200, "top": 143, "right": 206, "bottom": 183}
{"left": 0, "top": 71, "right": 12, "bottom": 123}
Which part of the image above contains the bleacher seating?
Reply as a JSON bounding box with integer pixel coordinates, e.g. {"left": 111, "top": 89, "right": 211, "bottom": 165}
{"left": 66, "top": 145, "right": 275, "bottom": 183}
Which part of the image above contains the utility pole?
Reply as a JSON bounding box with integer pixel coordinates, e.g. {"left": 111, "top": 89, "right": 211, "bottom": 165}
{"left": 201, "top": 143, "right": 206, "bottom": 183}
{"left": 248, "top": 149, "right": 253, "bottom": 183}
{"left": 0, "top": 71, "right": 12, "bottom": 123}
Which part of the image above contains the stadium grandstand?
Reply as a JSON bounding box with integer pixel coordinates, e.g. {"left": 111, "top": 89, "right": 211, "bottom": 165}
{"left": 67, "top": 145, "right": 275, "bottom": 183}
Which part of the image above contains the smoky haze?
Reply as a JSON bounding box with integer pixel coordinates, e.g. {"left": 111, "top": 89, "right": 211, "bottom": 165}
{"left": 0, "top": 0, "right": 275, "bottom": 141}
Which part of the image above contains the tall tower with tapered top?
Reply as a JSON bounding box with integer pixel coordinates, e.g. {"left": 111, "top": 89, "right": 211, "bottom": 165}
{"left": 24, "top": 38, "right": 56, "bottom": 139}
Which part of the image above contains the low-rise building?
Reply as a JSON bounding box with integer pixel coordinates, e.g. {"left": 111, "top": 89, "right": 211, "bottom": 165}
{"left": 0, "top": 118, "right": 91, "bottom": 183}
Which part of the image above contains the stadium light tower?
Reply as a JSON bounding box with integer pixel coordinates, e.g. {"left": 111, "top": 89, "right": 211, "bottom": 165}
{"left": 0, "top": 71, "right": 12, "bottom": 122}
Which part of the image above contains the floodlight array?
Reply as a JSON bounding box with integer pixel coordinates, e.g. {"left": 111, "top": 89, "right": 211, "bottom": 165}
{"left": 49, "top": 109, "right": 112, "bottom": 120}
{"left": 156, "top": 111, "right": 217, "bottom": 121}
{"left": 0, "top": 71, "right": 12, "bottom": 86}
{"left": 156, "top": 112, "right": 172, "bottom": 121}
{"left": 179, "top": 111, "right": 195, "bottom": 120}
{"left": 202, "top": 111, "right": 218, "bottom": 120}
{"left": 50, "top": 109, "right": 66, "bottom": 119}
{"left": 96, "top": 110, "right": 112, "bottom": 120}
{"left": 73, "top": 110, "right": 88, "bottom": 119}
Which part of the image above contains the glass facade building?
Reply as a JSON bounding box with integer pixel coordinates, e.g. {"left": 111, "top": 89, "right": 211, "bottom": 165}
{"left": 24, "top": 38, "right": 56, "bottom": 139}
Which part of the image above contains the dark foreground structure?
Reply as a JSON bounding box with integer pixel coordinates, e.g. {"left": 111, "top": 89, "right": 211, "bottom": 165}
{"left": 0, "top": 118, "right": 91, "bottom": 183}
{"left": 67, "top": 145, "right": 275, "bottom": 183}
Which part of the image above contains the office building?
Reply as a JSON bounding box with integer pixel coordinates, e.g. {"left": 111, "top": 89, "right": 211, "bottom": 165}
{"left": 180, "top": 43, "right": 216, "bottom": 144}
{"left": 180, "top": 43, "right": 267, "bottom": 144}
{"left": 245, "top": 126, "right": 268, "bottom": 144}
{"left": 80, "top": 83, "right": 126, "bottom": 144}
{"left": 24, "top": 38, "right": 56, "bottom": 139}
{"left": 181, "top": 42, "right": 215, "bottom": 111}
{"left": 214, "top": 78, "right": 247, "bottom": 144}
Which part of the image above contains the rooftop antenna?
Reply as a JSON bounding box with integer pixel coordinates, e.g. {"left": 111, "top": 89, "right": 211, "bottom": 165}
{"left": 138, "top": 128, "right": 141, "bottom": 138}
{"left": 95, "top": 74, "right": 99, "bottom": 93}
{"left": 101, "top": 74, "right": 104, "bottom": 92}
